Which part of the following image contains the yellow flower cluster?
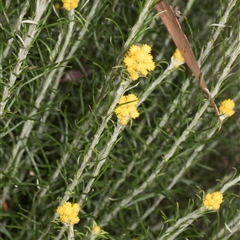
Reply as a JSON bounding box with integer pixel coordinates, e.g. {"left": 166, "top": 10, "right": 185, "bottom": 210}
{"left": 62, "top": 0, "right": 80, "bottom": 11}
{"left": 123, "top": 44, "right": 155, "bottom": 80}
{"left": 171, "top": 48, "right": 185, "bottom": 68}
{"left": 203, "top": 191, "right": 223, "bottom": 210}
{"left": 219, "top": 99, "right": 235, "bottom": 117}
{"left": 57, "top": 201, "right": 80, "bottom": 224}
{"left": 114, "top": 94, "right": 140, "bottom": 125}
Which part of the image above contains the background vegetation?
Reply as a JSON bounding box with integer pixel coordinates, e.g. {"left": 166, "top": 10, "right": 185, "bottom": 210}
{"left": 0, "top": 0, "right": 239, "bottom": 239}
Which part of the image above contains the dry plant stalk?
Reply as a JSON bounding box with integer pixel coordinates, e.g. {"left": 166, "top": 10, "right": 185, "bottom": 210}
{"left": 156, "top": 0, "right": 222, "bottom": 128}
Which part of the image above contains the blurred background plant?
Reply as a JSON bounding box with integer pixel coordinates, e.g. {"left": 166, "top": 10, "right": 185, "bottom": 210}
{"left": 0, "top": 0, "right": 239, "bottom": 239}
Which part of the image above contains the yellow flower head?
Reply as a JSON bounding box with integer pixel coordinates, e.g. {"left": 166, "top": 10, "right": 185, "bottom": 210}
{"left": 114, "top": 94, "right": 140, "bottom": 125}
{"left": 203, "top": 191, "right": 223, "bottom": 210}
{"left": 93, "top": 225, "right": 101, "bottom": 234}
{"left": 57, "top": 202, "right": 80, "bottom": 224}
{"left": 54, "top": 2, "right": 62, "bottom": 10}
{"left": 170, "top": 48, "right": 185, "bottom": 68}
{"left": 123, "top": 44, "right": 155, "bottom": 80}
{"left": 219, "top": 99, "right": 235, "bottom": 117}
{"left": 90, "top": 221, "right": 108, "bottom": 238}
{"left": 62, "top": 0, "right": 80, "bottom": 11}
